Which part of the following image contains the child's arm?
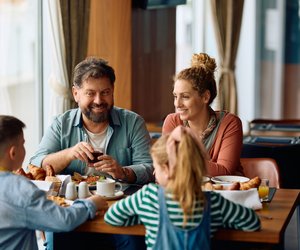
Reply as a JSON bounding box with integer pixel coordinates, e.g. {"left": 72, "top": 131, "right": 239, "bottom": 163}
{"left": 105, "top": 185, "right": 151, "bottom": 226}
{"left": 211, "top": 192, "right": 261, "bottom": 231}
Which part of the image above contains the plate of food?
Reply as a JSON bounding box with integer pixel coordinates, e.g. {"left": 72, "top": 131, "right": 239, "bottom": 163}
{"left": 211, "top": 175, "right": 250, "bottom": 184}
{"left": 204, "top": 176, "right": 261, "bottom": 191}
{"left": 202, "top": 176, "right": 210, "bottom": 183}
{"left": 72, "top": 172, "right": 105, "bottom": 190}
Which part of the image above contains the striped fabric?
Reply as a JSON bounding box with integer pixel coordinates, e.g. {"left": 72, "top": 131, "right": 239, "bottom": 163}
{"left": 105, "top": 183, "right": 260, "bottom": 249}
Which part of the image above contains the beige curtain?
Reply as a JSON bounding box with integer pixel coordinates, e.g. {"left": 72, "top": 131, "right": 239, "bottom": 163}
{"left": 210, "top": 0, "right": 244, "bottom": 114}
{"left": 59, "top": 0, "right": 91, "bottom": 108}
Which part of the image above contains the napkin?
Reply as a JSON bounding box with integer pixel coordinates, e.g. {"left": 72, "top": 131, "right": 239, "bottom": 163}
{"left": 31, "top": 180, "right": 53, "bottom": 194}
{"left": 215, "top": 188, "right": 262, "bottom": 210}
{"left": 56, "top": 175, "right": 72, "bottom": 196}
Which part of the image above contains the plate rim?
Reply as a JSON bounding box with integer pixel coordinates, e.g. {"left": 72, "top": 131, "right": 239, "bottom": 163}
{"left": 92, "top": 190, "right": 124, "bottom": 200}
{"left": 211, "top": 175, "right": 250, "bottom": 184}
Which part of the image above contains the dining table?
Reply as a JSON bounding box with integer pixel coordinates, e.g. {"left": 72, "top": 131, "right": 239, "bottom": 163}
{"left": 53, "top": 188, "right": 300, "bottom": 250}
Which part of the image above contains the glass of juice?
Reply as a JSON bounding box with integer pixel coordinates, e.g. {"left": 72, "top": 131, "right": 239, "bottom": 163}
{"left": 258, "top": 178, "right": 270, "bottom": 202}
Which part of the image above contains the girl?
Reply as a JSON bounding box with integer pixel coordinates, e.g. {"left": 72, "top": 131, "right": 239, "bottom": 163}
{"left": 105, "top": 126, "right": 260, "bottom": 250}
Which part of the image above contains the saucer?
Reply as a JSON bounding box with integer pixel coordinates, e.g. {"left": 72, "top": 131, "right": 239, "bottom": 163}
{"left": 92, "top": 190, "right": 124, "bottom": 200}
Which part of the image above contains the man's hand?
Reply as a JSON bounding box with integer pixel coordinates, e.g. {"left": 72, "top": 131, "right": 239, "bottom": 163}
{"left": 92, "top": 154, "right": 124, "bottom": 179}
{"left": 70, "top": 142, "right": 94, "bottom": 163}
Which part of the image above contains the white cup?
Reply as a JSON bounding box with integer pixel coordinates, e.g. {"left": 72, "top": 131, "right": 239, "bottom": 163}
{"left": 96, "top": 179, "right": 122, "bottom": 197}
{"left": 78, "top": 182, "right": 91, "bottom": 199}
{"left": 65, "top": 182, "right": 77, "bottom": 200}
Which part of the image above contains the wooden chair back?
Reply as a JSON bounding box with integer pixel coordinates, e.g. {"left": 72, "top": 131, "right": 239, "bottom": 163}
{"left": 241, "top": 158, "right": 281, "bottom": 188}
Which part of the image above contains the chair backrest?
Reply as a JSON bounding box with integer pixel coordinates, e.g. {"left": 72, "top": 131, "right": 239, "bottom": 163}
{"left": 241, "top": 158, "right": 281, "bottom": 188}
{"left": 248, "top": 119, "right": 300, "bottom": 137}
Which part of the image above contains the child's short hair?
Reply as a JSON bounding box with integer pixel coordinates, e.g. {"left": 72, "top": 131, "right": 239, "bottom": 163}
{"left": 0, "top": 115, "right": 25, "bottom": 150}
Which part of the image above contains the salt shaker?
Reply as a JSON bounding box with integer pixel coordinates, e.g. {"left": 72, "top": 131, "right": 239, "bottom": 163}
{"left": 78, "top": 182, "right": 90, "bottom": 199}
{"left": 65, "top": 182, "right": 77, "bottom": 200}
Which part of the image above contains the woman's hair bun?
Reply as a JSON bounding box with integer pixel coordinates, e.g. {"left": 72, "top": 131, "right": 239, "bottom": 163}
{"left": 191, "top": 53, "right": 216, "bottom": 74}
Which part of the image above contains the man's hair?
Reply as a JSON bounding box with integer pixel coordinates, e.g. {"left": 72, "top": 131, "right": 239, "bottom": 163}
{"left": 0, "top": 115, "right": 25, "bottom": 149}
{"left": 73, "top": 57, "right": 116, "bottom": 87}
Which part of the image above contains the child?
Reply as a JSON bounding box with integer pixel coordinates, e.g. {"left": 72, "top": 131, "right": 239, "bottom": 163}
{"left": 0, "top": 115, "right": 108, "bottom": 250}
{"left": 105, "top": 126, "right": 261, "bottom": 249}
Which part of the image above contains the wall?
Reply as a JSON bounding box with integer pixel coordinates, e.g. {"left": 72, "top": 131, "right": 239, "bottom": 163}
{"left": 87, "top": 0, "right": 132, "bottom": 110}
{"left": 87, "top": 0, "right": 175, "bottom": 123}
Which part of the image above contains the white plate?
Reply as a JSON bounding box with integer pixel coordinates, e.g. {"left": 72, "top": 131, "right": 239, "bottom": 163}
{"left": 92, "top": 190, "right": 124, "bottom": 200}
{"left": 202, "top": 176, "right": 210, "bottom": 183}
{"left": 211, "top": 175, "right": 250, "bottom": 184}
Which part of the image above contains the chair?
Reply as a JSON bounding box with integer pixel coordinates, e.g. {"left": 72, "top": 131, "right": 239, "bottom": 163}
{"left": 248, "top": 119, "right": 300, "bottom": 137}
{"left": 241, "top": 158, "right": 281, "bottom": 188}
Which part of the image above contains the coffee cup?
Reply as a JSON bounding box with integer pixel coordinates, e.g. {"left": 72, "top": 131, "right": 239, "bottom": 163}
{"left": 96, "top": 178, "right": 122, "bottom": 197}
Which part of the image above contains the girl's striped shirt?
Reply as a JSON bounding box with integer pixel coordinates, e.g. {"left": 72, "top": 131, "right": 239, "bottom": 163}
{"left": 104, "top": 183, "right": 261, "bottom": 249}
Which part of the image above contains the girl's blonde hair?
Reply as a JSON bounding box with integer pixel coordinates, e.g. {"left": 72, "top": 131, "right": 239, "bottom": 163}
{"left": 151, "top": 128, "right": 207, "bottom": 225}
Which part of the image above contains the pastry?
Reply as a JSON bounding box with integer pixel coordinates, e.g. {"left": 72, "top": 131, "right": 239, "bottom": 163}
{"left": 14, "top": 168, "right": 34, "bottom": 180}
{"left": 240, "top": 176, "right": 261, "bottom": 190}
{"left": 28, "top": 164, "right": 46, "bottom": 181}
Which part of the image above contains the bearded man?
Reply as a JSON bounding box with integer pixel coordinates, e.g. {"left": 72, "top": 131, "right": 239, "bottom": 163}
{"left": 30, "top": 57, "right": 154, "bottom": 185}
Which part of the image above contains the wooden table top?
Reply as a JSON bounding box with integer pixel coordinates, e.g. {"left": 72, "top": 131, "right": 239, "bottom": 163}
{"left": 75, "top": 189, "right": 300, "bottom": 245}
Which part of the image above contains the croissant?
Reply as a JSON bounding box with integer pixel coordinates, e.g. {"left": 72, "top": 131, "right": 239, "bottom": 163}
{"left": 224, "top": 182, "right": 240, "bottom": 190}
{"left": 240, "top": 176, "right": 261, "bottom": 190}
{"left": 14, "top": 168, "right": 26, "bottom": 177}
{"left": 14, "top": 168, "right": 34, "bottom": 180}
{"left": 28, "top": 164, "right": 46, "bottom": 181}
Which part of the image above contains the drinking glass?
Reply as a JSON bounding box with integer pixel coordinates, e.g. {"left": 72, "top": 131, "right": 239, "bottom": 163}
{"left": 258, "top": 178, "right": 270, "bottom": 202}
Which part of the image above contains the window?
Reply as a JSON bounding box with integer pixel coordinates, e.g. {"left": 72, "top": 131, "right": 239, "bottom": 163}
{"left": 0, "top": 0, "right": 42, "bottom": 165}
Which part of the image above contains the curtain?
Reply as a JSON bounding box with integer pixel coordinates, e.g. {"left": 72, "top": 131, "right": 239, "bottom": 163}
{"left": 59, "top": 0, "right": 91, "bottom": 108}
{"left": 210, "top": 0, "right": 244, "bottom": 114}
{"left": 0, "top": 2, "right": 13, "bottom": 114}
{"left": 47, "top": 0, "right": 70, "bottom": 119}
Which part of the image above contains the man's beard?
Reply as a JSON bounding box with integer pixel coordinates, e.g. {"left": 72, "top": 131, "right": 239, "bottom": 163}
{"left": 82, "top": 102, "right": 112, "bottom": 123}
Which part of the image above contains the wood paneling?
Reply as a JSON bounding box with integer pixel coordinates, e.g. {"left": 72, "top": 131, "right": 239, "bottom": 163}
{"left": 87, "top": 0, "right": 132, "bottom": 110}
{"left": 284, "top": 64, "right": 300, "bottom": 118}
{"left": 87, "top": 1, "right": 176, "bottom": 123}
{"left": 132, "top": 8, "right": 175, "bottom": 123}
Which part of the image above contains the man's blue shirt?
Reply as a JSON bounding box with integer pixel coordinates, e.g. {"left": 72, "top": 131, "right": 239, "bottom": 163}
{"left": 30, "top": 107, "right": 154, "bottom": 184}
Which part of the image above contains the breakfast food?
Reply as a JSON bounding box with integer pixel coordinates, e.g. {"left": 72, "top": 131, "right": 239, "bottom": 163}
{"left": 15, "top": 164, "right": 58, "bottom": 182}
{"left": 47, "top": 195, "right": 69, "bottom": 207}
{"left": 28, "top": 164, "right": 46, "bottom": 180}
{"left": 240, "top": 176, "right": 261, "bottom": 190}
{"left": 45, "top": 176, "right": 62, "bottom": 193}
{"left": 203, "top": 176, "right": 261, "bottom": 191}
{"left": 14, "top": 168, "right": 34, "bottom": 180}
{"left": 72, "top": 172, "right": 105, "bottom": 186}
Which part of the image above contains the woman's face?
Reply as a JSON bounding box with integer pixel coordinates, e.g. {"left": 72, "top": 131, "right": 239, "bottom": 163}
{"left": 173, "top": 79, "right": 209, "bottom": 121}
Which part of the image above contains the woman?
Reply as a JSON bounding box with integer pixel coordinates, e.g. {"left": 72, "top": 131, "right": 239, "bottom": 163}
{"left": 162, "top": 53, "right": 243, "bottom": 176}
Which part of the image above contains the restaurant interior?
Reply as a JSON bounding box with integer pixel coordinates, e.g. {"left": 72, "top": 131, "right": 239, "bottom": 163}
{"left": 1, "top": 0, "right": 300, "bottom": 249}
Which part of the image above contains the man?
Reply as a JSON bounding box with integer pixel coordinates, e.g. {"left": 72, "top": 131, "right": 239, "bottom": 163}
{"left": 30, "top": 57, "right": 154, "bottom": 185}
